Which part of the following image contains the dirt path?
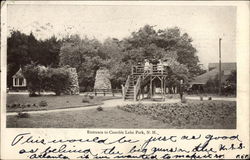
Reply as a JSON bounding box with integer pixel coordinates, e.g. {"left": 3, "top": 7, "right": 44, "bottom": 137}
{"left": 6, "top": 98, "right": 180, "bottom": 116}
{"left": 6, "top": 96, "right": 235, "bottom": 116}
{"left": 185, "top": 96, "right": 236, "bottom": 101}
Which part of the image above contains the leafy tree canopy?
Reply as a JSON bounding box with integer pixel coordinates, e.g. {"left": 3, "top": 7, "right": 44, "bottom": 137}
{"left": 7, "top": 30, "right": 61, "bottom": 87}
{"left": 8, "top": 25, "right": 205, "bottom": 90}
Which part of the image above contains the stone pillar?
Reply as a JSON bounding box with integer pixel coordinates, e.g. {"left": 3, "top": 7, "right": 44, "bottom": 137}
{"left": 94, "top": 68, "right": 112, "bottom": 90}
{"left": 65, "top": 67, "right": 80, "bottom": 95}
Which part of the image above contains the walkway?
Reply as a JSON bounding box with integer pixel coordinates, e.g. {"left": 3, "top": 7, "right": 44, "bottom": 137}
{"left": 185, "top": 96, "right": 236, "bottom": 101}
{"left": 6, "top": 95, "right": 235, "bottom": 116}
{"left": 6, "top": 98, "right": 180, "bottom": 116}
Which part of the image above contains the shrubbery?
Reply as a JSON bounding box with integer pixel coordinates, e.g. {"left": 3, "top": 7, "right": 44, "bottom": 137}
{"left": 82, "top": 97, "right": 90, "bottom": 103}
{"left": 97, "top": 106, "right": 103, "bottom": 111}
{"left": 46, "top": 67, "right": 70, "bottom": 95}
{"left": 17, "top": 112, "right": 30, "bottom": 118}
{"left": 23, "top": 64, "right": 78, "bottom": 96}
{"left": 22, "top": 63, "right": 47, "bottom": 96}
{"left": 7, "top": 102, "right": 47, "bottom": 113}
{"left": 118, "top": 101, "right": 236, "bottom": 128}
{"left": 181, "top": 96, "right": 187, "bottom": 103}
{"left": 39, "top": 100, "right": 48, "bottom": 107}
{"left": 203, "top": 71, "right": 236, "bottom": 96}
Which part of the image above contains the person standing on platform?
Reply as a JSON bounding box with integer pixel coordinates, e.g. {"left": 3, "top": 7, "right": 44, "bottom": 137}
{"left": 157, "top": 59, "right": 164, "bottom": 72}
{"left": 144, "top": 59, "right": 150, "bottom": 73}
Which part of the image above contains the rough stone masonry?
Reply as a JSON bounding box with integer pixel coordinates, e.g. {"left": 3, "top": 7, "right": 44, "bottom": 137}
{"left": 65, "top": 67, "right": 80, "bottom": 95}
{"left": 94, "top": 68, "right": 112, "bottom": 90}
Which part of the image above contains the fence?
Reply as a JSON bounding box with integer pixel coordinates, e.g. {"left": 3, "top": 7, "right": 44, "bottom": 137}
{"left": 93, "top": 89, "right": 122, "bottom": 96}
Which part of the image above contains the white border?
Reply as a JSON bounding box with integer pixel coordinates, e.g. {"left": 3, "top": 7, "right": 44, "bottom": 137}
{"left": 1, "top": 1, "right": 249, "bottom": 159}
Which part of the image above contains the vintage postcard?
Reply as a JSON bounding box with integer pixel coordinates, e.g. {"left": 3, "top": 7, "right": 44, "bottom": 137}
{"left": 1, "top": 1, "right": 249, "bottom": 159}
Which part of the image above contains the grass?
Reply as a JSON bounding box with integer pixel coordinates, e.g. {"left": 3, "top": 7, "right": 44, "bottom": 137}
{"left": 7, "top": 107, "right": 168, "bottom": 128}
{"left": 6, "top": 100, "right": 236, "bottom": 129}
{"left": 7, "top": 94, "right": 120, "bottom": 112}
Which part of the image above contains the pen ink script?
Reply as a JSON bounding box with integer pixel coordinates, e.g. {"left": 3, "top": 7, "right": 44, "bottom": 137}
{"left": 10, "top": 132, "right": 249, "bottom": 159}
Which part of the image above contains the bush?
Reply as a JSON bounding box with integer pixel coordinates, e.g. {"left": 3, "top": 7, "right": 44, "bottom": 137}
{"left": 39, "top": 100, "right": 48, "bottom": 107}
{"left": 24, "top": 64, "right": 79, "bottom": 96}
{"left": 200, "top": 96, "right": 203, "bottom": 101}
{"left": 17, "top": 112, "right": 30, "bottom": 118}
{"left": 11, "top": 104, "right": 17, "bottom": 108}
{"left": 82, "top": 98, "right": 90, "bottom": 103}
{"left": 97, "top": 106, "right": 103, "bottom": 111}
{"left": 23, "top": 63, "right": 48, "bottom": 95}
{"left": 29, "top": 93, "right": 40, "bottom": 97}
{"left": 181, "top": 97, "right": 187, "bottom": 103}
{"left": 118, "top": 101, "right": 236, "bottom": 128}
{"left": 89, "top": 95, "right": 94, "bottom": 99}
{"left": 46, "top": 68, "right": 70, "bottom": 96}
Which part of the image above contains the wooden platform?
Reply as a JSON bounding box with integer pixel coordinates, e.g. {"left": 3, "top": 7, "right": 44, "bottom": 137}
{"left": 122, "top": 64, "right": 170, "bottom": 101}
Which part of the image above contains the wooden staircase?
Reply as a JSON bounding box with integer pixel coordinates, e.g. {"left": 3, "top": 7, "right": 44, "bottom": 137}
{"left": 123, "top": 76, "right": 135, "bottom": 100}
{"left": 122, "top": 74, "right": 143, "bottom": 101}
{"left": 125, "top": 86, "right": 135, "bottom": 100}
{"left": 122, "top": 64, "right": 169, "bottom": 101}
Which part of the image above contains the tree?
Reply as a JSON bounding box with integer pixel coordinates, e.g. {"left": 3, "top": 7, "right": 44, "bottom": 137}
{"left": 23, "top": 63, "right": 72, "bottom": 96}
{"left": 7, "top": 30, "right": 62, "bottom": 87}
{"left": 46, "top": 67, "right": 70, "bottom": 95}
{"left": 23, "top": 63, "right": 48, "bottom": 96}
{"left": 203, "top": 71, "right": 236, "bottom": 95}
{"left": 227, "top": 70, "right": 236, "bottom": 84}
{"left": 99, "top": 38, "right": 130, "bottom": 88}
{"left": 104, "top": 25, "right": 201, "bottom": 89}
{"left": 59, "top": 25, "right": 204, "bottom": 91}
{"left": 223, "top": 70, "right": 236, "bottom": 95}
{"left": 59, "top": 35, "right": 103, "bottom": 91}
{"left": 35, "top": 36, "right": 61, "bottom": 67}
{"left": 7, "top": 31, "right": 30, "bottom": 87}
{"left": 122, "top": 25, "right": 205, "bottom": 77}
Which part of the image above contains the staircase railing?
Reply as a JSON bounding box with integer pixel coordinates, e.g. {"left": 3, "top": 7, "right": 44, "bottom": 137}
{"left": 134, "top": 76, "right": 142, "bottom": 101}
{"left": 132, "top": 64, "right": 167, "bottom": 76}
{"left": 122, "top": 75, "right": 130, "bottom": 100}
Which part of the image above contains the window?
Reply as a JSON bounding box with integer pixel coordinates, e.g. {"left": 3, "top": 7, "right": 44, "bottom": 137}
{"left": 19, "top": 78, "right": 24, "bottom": 86}
{"left": 14, "top": 78, "right": 18, "bottom": 86}
{"left": 13, "top": 77, "right": 26, "bottom": 87}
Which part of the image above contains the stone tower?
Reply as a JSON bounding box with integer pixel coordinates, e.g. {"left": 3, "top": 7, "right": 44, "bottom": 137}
{"left": 94, "top": 67, "right": 112, "bottom": 90}
{"left": 65, "top": 67, "right": 80, "bottom": 95}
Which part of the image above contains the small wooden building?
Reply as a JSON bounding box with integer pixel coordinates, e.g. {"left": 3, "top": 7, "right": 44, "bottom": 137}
{"left": 12, "top": 68, "right": 27, "bottom": 89}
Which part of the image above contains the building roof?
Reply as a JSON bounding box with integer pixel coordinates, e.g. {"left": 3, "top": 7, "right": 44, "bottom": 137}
{"left": 190, "top": 62, "right": 236, "bottom": 85}
{"left": 12, "top": 68, "right": 25, "bottom": 78}
{"left": 208, "top": 62, "right": 236, "bottom": 71}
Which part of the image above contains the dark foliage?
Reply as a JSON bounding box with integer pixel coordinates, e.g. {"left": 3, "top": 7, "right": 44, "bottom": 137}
{"left": 7, "top": 30, "right": 61, "bottom": 87}
{"left": 8, "top": 25, "right": 205, "bottom": 91}
{"left": 118, "top": 101, "right": 236, "bottom": 128}
{"left": 23, "top": 64, "right": 70, "bottom": 95}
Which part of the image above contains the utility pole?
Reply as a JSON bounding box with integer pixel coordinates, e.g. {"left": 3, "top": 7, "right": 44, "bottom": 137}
{"left": 219, "top": 38, "right": 222, "bottom": 96}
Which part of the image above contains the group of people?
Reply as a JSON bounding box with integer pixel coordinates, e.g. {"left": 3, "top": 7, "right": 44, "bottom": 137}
{"left": 143, "top": 59, "right": 168, "bottom": 72}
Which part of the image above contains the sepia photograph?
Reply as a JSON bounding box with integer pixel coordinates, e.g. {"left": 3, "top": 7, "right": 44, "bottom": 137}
{"left": 5, "top": 3, "right": 237, "bottom": 129}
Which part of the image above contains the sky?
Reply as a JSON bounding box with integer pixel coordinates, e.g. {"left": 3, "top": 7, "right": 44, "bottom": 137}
{"left": 7, "top": 4, "right": 236, "bottom": 68}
